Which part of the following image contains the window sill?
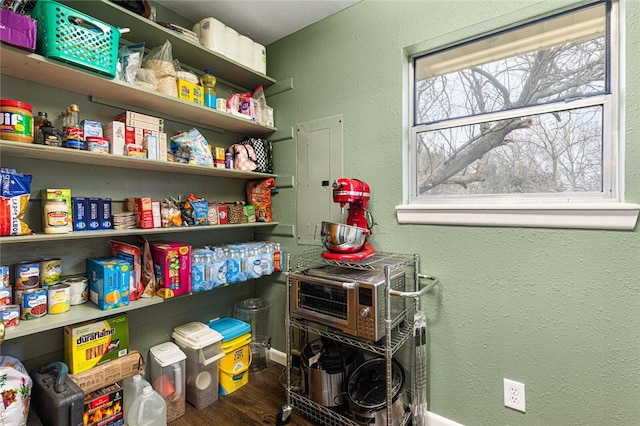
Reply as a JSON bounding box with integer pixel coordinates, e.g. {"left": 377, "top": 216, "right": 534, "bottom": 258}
{"left": 395, "top": 203, "right": 640, "bottom": 230}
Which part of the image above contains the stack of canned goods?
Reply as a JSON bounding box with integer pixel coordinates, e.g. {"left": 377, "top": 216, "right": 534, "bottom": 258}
{"left": 0, "top": 257, "right": 87, "bottom": 329}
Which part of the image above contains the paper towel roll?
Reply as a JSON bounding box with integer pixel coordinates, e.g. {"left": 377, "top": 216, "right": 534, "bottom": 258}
{"left": 237, "top": 35, "right": 254, "bottom": 68}
{"left": 192, "top": 22, "right": 200, "bottom": 37}
{"left": 199, "top": 17, "right": 226, "bottom": 53}
{"left": 223, "top": 26, "right": 239, "bottom": 62}
{"left": 252, "top": 42, "right": 267, "bottom": 75}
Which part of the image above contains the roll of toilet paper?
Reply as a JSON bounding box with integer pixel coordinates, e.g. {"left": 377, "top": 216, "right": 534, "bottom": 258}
{"left": 237, "top": 35, "right": 255, "bottom": 68}
{"left": 199, "top": 17, "right": 226, "bottom": 53}
{"left": 222, "top": 26, "right": 239, "bottom": 62}
{"left": 192, "top": 22, "right": 200, "bottom": 37}
{"left": 252, "top": 42, "right": 267, "bottom": 75}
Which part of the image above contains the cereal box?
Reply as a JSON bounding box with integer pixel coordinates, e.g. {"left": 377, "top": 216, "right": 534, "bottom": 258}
{"left": 150, "top": 242, "right": 192, "bottom": 299}
{"left": 83, "top": 383, "right": 123, "bottom": 426}
{"left": 64, "top": 314, "right": 129, "bottom": 374}
{"left": 86, "top": 258, "right": 131, "bottom": 311}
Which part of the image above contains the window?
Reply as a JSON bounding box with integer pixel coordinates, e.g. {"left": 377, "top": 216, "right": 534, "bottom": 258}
{"left": 398, "top": 0, "right": 640, "bottom": 230}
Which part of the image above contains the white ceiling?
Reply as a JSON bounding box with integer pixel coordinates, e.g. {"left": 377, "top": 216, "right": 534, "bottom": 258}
{"left": 155, "top": 0, "right": 359, "bottom": 46}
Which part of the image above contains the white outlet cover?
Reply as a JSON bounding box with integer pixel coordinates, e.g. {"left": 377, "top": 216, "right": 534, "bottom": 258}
{"left": 504, "top": 378, "right": 526, "bottom": 412}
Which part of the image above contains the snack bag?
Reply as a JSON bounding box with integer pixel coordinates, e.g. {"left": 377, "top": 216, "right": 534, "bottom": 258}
{"left": 246, "top": 178, "right": 276, "bottom": 222}
{"left": 0, "top": 168, "right": 33, "bottom": 236}
{"left": 139, "top": 237, "right": 157, "bottom": 298}
{"left": 182, "top": 193, "right": 209, "bottom": 226}
{"left": 169, "top": 128, "right": 213, "bottom": 165}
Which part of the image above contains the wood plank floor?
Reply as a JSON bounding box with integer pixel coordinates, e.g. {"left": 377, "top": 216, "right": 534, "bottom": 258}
{"left": 169, "top": 362, "right": 319, "bottom": 426}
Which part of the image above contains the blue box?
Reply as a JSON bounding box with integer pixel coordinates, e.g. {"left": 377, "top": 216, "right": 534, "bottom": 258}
{"left": 86, "top": 258, "right": 130, "bottom": 310}
{"left": 81, "top": 120, "right": 103, "bottom": 138}
{"left": 88, "top": 197, "right": 100, "bottom": 230}
{"left": 72, "top": 197, "right": 87, "bottom": 231}
{"left": 99, "top": 198, "right": 112, "bottom": 229}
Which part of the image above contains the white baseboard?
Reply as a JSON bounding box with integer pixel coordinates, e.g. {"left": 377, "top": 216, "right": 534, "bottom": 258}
{"left": 268, "top": 348, "right": 465, "bottom": 426}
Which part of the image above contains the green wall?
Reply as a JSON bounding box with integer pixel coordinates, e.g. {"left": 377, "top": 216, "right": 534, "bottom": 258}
{"left": 266, "top": 0, "right": 640, "bottom": 424}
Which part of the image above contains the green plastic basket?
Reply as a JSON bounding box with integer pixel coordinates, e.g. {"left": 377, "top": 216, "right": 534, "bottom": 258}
{"left": 32, "top": 0, "right": 120, "bottom": 78}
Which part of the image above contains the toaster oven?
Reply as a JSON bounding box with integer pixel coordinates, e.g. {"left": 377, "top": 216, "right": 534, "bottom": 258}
{"left": 288, "top": 265, "right": 408, "bottom": 342}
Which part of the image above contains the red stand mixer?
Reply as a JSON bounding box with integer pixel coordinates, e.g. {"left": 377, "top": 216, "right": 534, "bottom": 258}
{"left": 320, "top": 178, "right": 376, "bottom": 260}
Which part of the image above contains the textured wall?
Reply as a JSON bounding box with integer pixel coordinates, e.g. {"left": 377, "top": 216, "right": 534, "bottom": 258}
{"left": 266, "top": 0, "right": 640, "bottom": 424}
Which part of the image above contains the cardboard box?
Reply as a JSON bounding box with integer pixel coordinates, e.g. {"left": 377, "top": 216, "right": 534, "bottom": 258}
{"left": 88, "top": 198, "right": 100, "bottom": 230}
{"left": 177, "top": 78, "right": 204, "bottom": 106}
{"left": 142, "top": 130, "right": 167, "bottom": 161}
{"left": 104, "top": 121, "right": 125, "bottom": 156}
{"left": 217, "top": 204, "right": 228, "bottom": 224}
{"left": 64, "top": 313, "right": 130, "bottom": 374}
{"left": 213, "top": 146, "right": 226, "bottom": 161}
{"left": 116, "top": 111, "right": 164, "bottom": 131}
{"left": 0, "top": 9, "right": 36, "bottom": 52}
{"left": 99, "top": 198, "right": 112, "bottom": 230}
{"left": 42, "top": 188, "right": 72, "bottom": 232}
{"left": 70, "top": 351, "right": 143, "bottom": 395}
{"left": 143, "top": 134, "right": 158, "bottom": 160}
{"left": 151, "top": 201, "right": 161, "bottom": 228}
{"left": 86, "top": 258, "right": 131, "bottom": 311}
{"left": 81, "top": 120, "right": 103, "bottom": 138}
{"left": 72, "top": 197, "right": 87, "bottom": 231}
{"left": 83, "top": 383, "right": 123, "bottom": 426}
{"left": 150, "top": 242, "right": 192, "bottom": 299}
{"left": 133, "top": 198, "right": 154, "bottom": 229}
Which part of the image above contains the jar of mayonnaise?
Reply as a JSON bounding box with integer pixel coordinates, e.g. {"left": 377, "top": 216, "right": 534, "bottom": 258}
{"left": 43, "top": 199, "right": 69, "bottom": 234}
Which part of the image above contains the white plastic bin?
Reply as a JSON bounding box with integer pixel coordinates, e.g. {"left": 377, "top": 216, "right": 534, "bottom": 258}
{"left": 172, "top": 322, "right": 224, "bottom": 409}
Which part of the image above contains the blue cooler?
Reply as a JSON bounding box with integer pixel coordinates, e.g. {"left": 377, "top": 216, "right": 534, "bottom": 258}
{"left": 208, "top": 317, "right": 251, "bottom": 395}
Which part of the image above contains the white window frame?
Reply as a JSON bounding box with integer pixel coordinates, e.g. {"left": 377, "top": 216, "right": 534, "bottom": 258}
{"left": 396, "top": 0, "right": 639, "bottom": 230}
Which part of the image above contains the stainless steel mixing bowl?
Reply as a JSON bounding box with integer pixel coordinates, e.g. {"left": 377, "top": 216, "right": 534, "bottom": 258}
{"left": 320, "top": 221, "right": 367, "bottom": 253}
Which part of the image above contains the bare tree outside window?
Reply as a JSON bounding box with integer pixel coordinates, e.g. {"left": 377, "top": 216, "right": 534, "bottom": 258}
{"left": 411, "top": 3, "right": 612, "bottom": 201}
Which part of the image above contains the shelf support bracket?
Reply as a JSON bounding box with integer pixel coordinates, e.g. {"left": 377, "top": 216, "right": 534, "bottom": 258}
{"left": 265, "top": 78, "right": 294, "bottom": 97}
{"left": 255, "top": 224, "right": 295, "bottom": 237}
{"left": 270, "top": 127, "right": 294, "bottom": 142}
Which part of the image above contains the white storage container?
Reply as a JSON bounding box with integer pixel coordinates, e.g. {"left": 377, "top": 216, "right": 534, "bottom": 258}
{"left": 172, "top": 322, "right": 224, "bottom": 409}
{"left": 149, "top": 342, "right": 187, "bottom": 423}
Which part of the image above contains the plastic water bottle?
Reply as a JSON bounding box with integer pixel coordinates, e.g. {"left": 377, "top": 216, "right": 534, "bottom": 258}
{"left": 201, "top": 69, "right": 217, "bottom": 108}
{"left": 246, "top": 247, "right": 262, "bottom": 279}
{"left": 191, "top": 249, "right": 207, "bottom": 292}
{"left": 127, "top": 384, "right": 166, "bottom": 426}
{"left": 122, "top": 374, "right": 150, "bottom": 424}
{"left": 212, "top": 248, "right": 227, "bottom": 287}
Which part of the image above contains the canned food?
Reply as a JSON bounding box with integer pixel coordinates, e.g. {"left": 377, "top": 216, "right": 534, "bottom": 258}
{"left": 0, "top": 266, "right": 9, "bottom": 289}
{"left": 40, "top": 258, "right": 62, "bottom": 285}
{"left": 0, "top": 305, "right": 20, "bottom": 328}
{"left": 47, "top": 283, "right": 70, "bottom": 314}
{"left": 0, "top": 287, "right": 12, "bottom": 306}
{"left": 63, "top": 276, "right": 89, "bottom": 305}
{"left": 21, "top": 288, "right": 47, "bottom": 320}
{"left": 14, "top": 261, "right": 40, "bottom": 290}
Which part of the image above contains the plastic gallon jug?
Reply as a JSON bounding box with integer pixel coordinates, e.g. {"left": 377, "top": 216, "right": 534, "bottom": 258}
{"left": 127, "top": 385, "right": 166, "bottom": 426}
{"left": 122, "top": 373, "right": 150, "bottom": 423}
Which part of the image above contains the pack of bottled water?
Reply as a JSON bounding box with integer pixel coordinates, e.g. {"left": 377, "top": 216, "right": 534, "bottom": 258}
{"left": 191, "top": 241, "right": 281, "bottom": 292}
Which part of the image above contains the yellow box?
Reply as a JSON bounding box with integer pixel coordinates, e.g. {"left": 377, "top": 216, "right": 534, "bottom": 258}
{"left": 64, "top": 314, "right": 130, "bottom": 374}
{"left": 177, "top": 78, "right": 204, "bottom": 106}
{"left": 213, "top": 146, "right": 225, "bottom": 161}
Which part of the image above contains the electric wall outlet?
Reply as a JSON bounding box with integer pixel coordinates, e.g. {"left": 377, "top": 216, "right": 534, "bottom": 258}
{"left": 504, "top": 378, "right": 526, "bottom": 412}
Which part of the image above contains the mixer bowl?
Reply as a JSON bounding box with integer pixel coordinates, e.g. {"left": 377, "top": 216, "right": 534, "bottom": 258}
{"left": 320, "top": 221, "right": 367, "bottom": 253}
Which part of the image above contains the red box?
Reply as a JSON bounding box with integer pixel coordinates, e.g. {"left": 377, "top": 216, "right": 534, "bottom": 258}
{"left": 83, "top": 383, "right": 123, "bottom": 426}
{"left": 217, "top": 205, "right": 228, "bottom": 224}
{"left": 150, "top": 242, "right": 192, "bottom": 299}
{"left": 134, "top": 198, "right": 154, "bottom": 229}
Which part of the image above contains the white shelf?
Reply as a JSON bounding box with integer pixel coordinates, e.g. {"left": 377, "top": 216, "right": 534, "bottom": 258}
{"left": 0, "top": 46, "right": 276, "bottom": 137}
{"left": 4, "top": 296, "right": 165, "bottom": 340}
{"left": 57, "top": 0, "right": 275, "bottom": 90}
{"left": 0, "top": 140, "right": 276, "bottom": 179}
{"left": 0, "top": 221, "right": 279, "bottom": 245}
